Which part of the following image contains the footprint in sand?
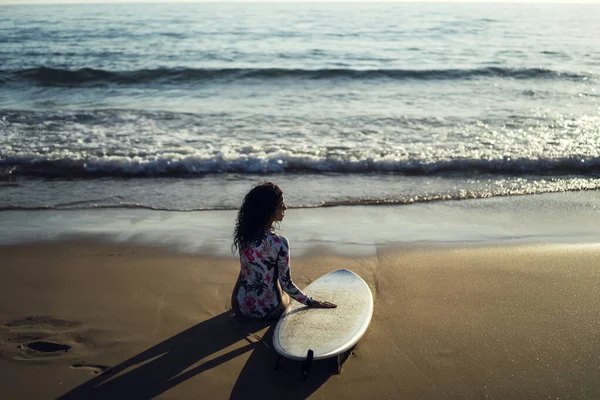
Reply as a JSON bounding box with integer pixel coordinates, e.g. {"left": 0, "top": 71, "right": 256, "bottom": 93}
{"left": 0, "top": 316, "right": 81, "bottom": 361}
{"left": 71, "top": 363, "right": 110, "bottom": 375}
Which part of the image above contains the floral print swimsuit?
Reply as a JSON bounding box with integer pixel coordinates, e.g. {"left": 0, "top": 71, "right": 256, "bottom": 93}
{"left": 236, "top": 232, "right": 311, "bottom": 319}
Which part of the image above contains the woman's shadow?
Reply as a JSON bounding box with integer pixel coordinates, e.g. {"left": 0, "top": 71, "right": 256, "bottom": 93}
{"left": 58, "top": 311, "right": 333, "bottom": 400}
{"left": 230, "top": 322, "right": 335, "bottom": 400}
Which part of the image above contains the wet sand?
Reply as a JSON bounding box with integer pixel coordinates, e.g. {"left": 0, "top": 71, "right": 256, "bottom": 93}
{"left": 1, "top": 240, "right": 599, "bottom": 399}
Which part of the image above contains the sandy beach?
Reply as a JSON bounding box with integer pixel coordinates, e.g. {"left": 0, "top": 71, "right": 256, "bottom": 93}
{"left": 1, "top": 235, "right": 599, "bottom": 399}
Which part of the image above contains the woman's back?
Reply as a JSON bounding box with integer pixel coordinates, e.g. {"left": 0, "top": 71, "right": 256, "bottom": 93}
{"left": 235, "top": 231, "right": 311, "bottom": 319}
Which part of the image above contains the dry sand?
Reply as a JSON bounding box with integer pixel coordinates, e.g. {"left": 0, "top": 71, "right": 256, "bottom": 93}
{"left": 1, "top": 240, "right": 599, "bottom": 399}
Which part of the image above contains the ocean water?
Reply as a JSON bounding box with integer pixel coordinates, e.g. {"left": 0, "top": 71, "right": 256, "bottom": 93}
{"left": 1, "top": 2, "right": 599, "bottom": 211}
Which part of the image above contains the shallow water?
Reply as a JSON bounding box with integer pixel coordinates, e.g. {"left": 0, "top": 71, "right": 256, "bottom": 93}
{"left": 2, "top": 191, "right": 599, "bottom": 256}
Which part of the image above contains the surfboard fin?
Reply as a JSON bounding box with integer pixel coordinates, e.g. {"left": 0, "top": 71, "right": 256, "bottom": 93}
{"left": 301, "top": 349, "right": 314, "bottom": 381}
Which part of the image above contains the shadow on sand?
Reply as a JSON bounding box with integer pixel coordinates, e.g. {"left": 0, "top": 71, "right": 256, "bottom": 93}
{"left": 58, "top": 311, "right": 334, "bottom": 399}
{"left": 230, "top": 325, "right": 336, "bottom": 400}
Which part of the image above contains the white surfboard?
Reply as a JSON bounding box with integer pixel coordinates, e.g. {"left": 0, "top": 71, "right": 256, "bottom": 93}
{"left": 273, "top": 269, "right": 374, "bottom": 365}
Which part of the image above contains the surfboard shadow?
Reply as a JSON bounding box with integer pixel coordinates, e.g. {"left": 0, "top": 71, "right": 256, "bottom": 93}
{"left": 230, "top": 325, "right": 336, "bottom": 400}
{"left": 57, "top": 311, "right": 270, "bottom": 400}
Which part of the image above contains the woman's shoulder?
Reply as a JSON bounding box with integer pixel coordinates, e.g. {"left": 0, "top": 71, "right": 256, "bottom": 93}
{"left": 267, "top": 231, "right": 288, "bottom": 246}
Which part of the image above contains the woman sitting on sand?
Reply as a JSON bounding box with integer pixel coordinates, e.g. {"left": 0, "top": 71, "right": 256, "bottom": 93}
{"left": 231, "top": 182, "right": 336, "bottom": 319}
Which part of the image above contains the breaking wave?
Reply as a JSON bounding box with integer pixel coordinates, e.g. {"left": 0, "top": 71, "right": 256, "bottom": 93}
{"left": 0, "top": 66, "right": 591, "bottom": 87}
{"left": 2, "top": 154, "right": 600, "bottom": 178}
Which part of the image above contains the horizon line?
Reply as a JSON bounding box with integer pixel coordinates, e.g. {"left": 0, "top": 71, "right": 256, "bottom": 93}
{"left": 2, "top": 0, "right": 599, "bottom": 4}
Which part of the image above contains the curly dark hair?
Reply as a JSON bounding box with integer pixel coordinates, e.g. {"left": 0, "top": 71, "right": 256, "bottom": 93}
{"left": 232, "top": 182, "right": 283, "bottom": 253}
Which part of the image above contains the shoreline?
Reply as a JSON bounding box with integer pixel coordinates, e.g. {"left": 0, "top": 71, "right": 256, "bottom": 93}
{"left": 1, "top": 190, "right": 600, "bottom": 257}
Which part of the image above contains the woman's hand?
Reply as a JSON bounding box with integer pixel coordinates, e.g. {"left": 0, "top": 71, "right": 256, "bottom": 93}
{"left": 311, "top": 300, "right": 337, "bottom": 308}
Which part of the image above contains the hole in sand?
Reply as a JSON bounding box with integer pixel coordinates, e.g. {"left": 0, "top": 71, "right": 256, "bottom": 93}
{"left": 24, "top": 341, "right": 71, "bottom": 353}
